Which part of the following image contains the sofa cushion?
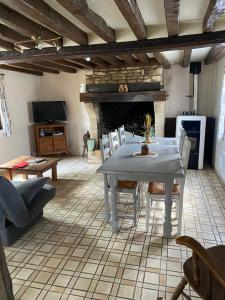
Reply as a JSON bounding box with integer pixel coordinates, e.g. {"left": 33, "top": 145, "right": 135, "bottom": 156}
{"left": 13, "top": 177, "right": 48, "bottom": 206}
{"left": 0, "top": 176, "right": 29, "bottom": 228}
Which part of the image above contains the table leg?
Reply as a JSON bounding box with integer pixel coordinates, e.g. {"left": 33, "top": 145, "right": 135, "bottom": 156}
{"left": 4, "top": 170, "right": 12, "bottom": 180}
{"left": 52, "top": 165, "right": 57, "bottom": 181}
{"left": 163, "top": 179, "right": 174, "bottom": 238}
{"left": 103, "top": 174, "right": 110, "bottom": 222}
{"left": 36, "top": 172, "right": 43, "bottom": 178}
{"left": 108, "top": 174, "right": 118, "bottom": 232}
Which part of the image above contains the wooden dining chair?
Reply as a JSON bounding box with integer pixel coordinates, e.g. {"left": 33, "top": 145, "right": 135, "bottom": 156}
{"left": 172, "top": 235, "right": 225, "bottom": 300}
{"left": 100, "top": 136, "right": 139, "bottom": 226}
{"left": 145, "top": 136, "right": 191, "bottom": 234}
{"left": 118, "top": 125, "right": 126, "bottom": 145}
{"left": 109, "top": 130, "right": 120, "bottom": 152}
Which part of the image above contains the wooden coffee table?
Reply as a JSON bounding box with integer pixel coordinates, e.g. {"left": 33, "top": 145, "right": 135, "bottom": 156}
{"left": 0, "top": 156, "right": 61, "bottom": 181}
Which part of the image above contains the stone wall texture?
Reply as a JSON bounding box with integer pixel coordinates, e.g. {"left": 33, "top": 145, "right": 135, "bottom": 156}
{"left": 86, "top": 65, "right": 163, "bottom": 85}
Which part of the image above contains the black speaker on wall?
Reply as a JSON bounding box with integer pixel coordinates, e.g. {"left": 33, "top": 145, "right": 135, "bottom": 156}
{"left": 190, "top": 62, "right": 201, "bottom": 74}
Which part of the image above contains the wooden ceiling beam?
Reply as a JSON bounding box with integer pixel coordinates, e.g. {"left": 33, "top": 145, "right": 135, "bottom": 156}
{"left": 0, "top": 3, "right": 60, "bottom": 44}
{"left": 1, "top": 0, "right": 87, "bottom": 45}
{"left": 203, "top": 0, "right": 225, "bottom": 32}
{"left": 0, "top": 39, "right": 15, "bottom": 50}
{"left": 1, "top": 30, "right": 225, "bottom": 64}
{"left": 203, "top": 1, "right": 225, "bottom": 64}
{"left": 164, "top": 0, "right": 180, "bottom": 37}
{"left": 114, "top": 0, "right": 147, "bottom": 40}
{"left": 118, "top": 54, "right": 138, "bottom": 65}
{"left": 0, "top": 24, "right": 34, "bottom": 48}
{"left": 205, "top": 44, "right": 225, "bottom": 64}
{"left": 56, "top": 59, "right": 84, "bottom": 69}
{"left": 0, "top": 64, "right": 43, "bottom": 75}
{"left": 73, "top": 58, "right": 97, "bottom": 68}
{"left": 101, "top": 55, "right": 122, "bottom": 66}
{"left": 90, "top": 57, "right": 109, "bottom": 67}
{"left": 56, "top": 0, "right": 115, "bottom": 42}
{"left": 31, "top": 61, "right": 76, "bottom": 73}
{"left": 11, "top": 62, "right": 59, "bottom": 74}
{"left": 135, "top": 53, "right": 151, "bottom": 64}
{"left": 182, "top": 48, "right": 192, "bottom": 67}
{"left": 153, "top": 52, "right": 171, "bottom": 69}
{"left": 51, "top": 60, "right": 78, "bottom": 71}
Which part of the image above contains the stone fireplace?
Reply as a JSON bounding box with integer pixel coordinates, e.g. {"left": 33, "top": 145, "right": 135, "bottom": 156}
{"left": 82, "top": 64, "right": 166, "bottom": 139}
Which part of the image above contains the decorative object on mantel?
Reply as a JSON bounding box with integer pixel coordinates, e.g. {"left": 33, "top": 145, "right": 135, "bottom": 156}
{"left": 144, "top": 113, "right": 152, "bottom": 143}
{"left": 0, "top": 74, "right": 11, "bottom": 136}
{"left": 118, "top": 84, "right": 128, "bottom": 93}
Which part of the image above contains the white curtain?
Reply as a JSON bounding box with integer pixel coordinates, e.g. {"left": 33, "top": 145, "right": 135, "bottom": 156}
{"left": 0, "top": 74, "right": 11, "bottom": 136}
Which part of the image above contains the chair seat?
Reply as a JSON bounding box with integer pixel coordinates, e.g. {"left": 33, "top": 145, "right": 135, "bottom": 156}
{"left": 148, "top": 182, "right": 180, "bottom": 194}
{"left": 117, "top": 180, "right": 138, "bottom": 189}
{"left": 183, "top": 245, "right": 225, "bottom": 299}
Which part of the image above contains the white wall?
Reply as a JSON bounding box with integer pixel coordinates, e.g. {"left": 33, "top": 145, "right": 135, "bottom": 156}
{"left": 0, "top": 70, "right": 40, "bottom": 164}
{"left": 164, "top": 64, "right": 191, "bottom": 117}
{"left": 198, "top": 60, "right": 225, "bottom": 179}
{"left": 38, "top": 71, "right": 90, "bottom": 155}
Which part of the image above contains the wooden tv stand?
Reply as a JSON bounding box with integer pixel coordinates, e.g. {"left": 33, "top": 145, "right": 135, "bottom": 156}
{"left": 34, "top": 123, "right": 68, "bottom": 156}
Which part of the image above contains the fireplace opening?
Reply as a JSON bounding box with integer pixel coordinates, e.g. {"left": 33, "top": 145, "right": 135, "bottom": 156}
{"left": 99, "top": 102, "right": 155, "bottom": 136}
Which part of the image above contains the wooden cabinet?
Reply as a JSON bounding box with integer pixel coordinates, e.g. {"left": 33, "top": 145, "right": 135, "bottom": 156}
{"left": 34, "top": 123, "right": 68, "bottom": 156}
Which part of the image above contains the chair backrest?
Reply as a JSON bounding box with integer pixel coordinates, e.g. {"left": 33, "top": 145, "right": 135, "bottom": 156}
{"left": 100, "top": 136, "right": 111, "bottom": 162}
{"left": 181, "top": 136, "right": 191, "bottom": 172}
{"left": 178, "top": 127, "right": 186, "bottom": 153}
{"left": 109, "top": 130, "right": 120, "bottom": 152}
{"left": 118, "top": 125, "right": 126, "bottom": 145}
{"left": 176, "top": 236, "right": 225, "bottom": 299}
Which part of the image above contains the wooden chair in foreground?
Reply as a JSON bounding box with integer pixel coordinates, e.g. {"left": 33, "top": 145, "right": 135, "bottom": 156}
{"left": 172, "top": 236, "right": 225, "bottom": 300}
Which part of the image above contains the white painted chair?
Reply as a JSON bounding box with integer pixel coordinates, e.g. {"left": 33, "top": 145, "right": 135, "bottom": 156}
{"left": 145, "top": 136, "right": 191, "bottom": 234}
{"left": 109, "top": 130, "right": 120, "bottom": 152}
{"left": 118, "top": 125, "right": 126, "bottom": 145}
{"left": 100, "top": 135, "right": 139, "bottom": 226}
{"left": 177, "top": 126, "right": 186, "bottom": 153}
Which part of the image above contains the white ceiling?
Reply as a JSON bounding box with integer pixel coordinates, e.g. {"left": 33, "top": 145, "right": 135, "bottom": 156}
{"left": 1, "top": 0, "right": 225, "bottom": 64}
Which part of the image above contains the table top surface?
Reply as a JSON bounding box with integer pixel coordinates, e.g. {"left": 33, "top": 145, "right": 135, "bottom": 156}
{"left": 0, "top": 156, "right": 60, "bottom": 171}
{"left": 97, "top": 137, "right": 185, "bottom": 178}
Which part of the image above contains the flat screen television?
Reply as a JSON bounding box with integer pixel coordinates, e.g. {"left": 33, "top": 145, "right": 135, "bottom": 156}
{"left": 32, "top": 101, "right": 67, "bottom": 123}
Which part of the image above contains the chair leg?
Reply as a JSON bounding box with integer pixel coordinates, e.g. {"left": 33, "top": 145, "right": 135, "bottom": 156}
{"left": 176, "top": 198, "right": 179, "bottom": 220}
{"left": 103, "top": 175, "right": 110, "bottom": 222}
{"left": 171, "top": 276, "right": 188, "bottom": 300}
{"left": 177, "top": 196, "right": 183, "bottom": 235}
{"left": 133, "top": 191, "right": 137, "bottom": 227}
{"left": 146, "top": 192, "right": 150, "bottom": 232}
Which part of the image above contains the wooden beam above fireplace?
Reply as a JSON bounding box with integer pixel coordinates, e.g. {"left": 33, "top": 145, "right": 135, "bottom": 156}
{"left": 80, "top": 91, "right": 166, "bottom": 103}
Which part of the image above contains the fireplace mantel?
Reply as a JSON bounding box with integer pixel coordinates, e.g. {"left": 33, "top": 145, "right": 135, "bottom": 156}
{"left": 80, "top": 91, "right": 166, "bottom": 103}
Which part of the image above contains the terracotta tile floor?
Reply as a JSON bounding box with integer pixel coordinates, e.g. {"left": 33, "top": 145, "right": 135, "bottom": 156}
{"left": 4, "top": 157, "right": 225, "bottom": 300}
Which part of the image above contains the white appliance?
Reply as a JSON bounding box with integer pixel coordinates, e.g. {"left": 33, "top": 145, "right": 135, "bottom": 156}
{"left": 176, "top": 115, "right": 206, "bottom": 169}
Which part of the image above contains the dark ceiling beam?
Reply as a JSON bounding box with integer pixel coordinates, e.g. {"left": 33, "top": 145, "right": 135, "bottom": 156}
{"left": 182, "top": 48, "right": 192, "bottom": 67}
{"left": 0, "top": 39, "right": 15, "bottom": 50}
{"left": 0, "top": 3, "right": 60, "bottom": 44}
{"left": 114, "top": 0, "right": 147, "bottom": 40}
{"left": 0, "top": 64, "right": 43, "bottom": 75}
{"left": 203, "top": 0, "right": 225, "bottom": 64}
{"left": 31, "top": 61, "right": 76, "bottom": 73}
{"left": 203, "top": 0, "right": 225, "bottom": 32}
{"left": 73, "top": 58, "right": 97, "bottom": 68}
{"left": 90, "top": 57, "right": 109, "bottom": 67}
{"left": 11, "top": 62, "right": 59, "bottom": 74}
{"left": 164, "top": 0, "right": 180, "bottom": 37}
{"left": 0, "top": 24, "right": 34, "bottom": 48}
{"left": 1, "top": 30, "right": 225, "bottom": 64}
{"left": 55, "top": 60, "right": 82, "bottom": 69}
{"left": 205, "top": 44, "right": 225, "bottom": 64}
{"left": 135, "top": 53, "right": 151, "bottom": 64}
{"left": 101, "top": 55, "right": 122, "bottom": 66}
{"left": 153, "top": 52, "right": 171, "bottom": 69}
{"left": 56, "top": 0, "right": 115, "bottom": 42}
{"left": 118, "top": 54, "right": 138, "bottom": 65}
{"left": 1, "top": 0, "right": 87, "bottom": 45}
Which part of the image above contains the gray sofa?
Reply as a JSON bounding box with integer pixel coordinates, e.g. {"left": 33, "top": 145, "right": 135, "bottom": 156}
{"left": 0, "top": 176, "right": 56, "bottom": 246}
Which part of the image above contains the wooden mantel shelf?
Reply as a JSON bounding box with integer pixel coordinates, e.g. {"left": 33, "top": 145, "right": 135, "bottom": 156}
{"left": 80, "top": 91, "right": 166, "bottom": 103}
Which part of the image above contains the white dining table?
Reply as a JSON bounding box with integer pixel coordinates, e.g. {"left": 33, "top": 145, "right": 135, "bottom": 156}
{"left": 96, "top": 137, "right": 185, "bottom": 238}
